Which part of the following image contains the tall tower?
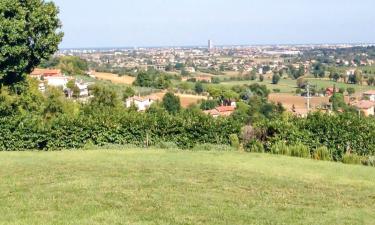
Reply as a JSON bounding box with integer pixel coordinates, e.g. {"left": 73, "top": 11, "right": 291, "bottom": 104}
{"left": 208, "top": 40, "right": 214, "bottom": 51}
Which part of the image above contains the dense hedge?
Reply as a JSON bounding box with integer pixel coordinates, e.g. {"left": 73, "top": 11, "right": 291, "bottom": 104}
{"left": 0, "top": 110, "right": 241, "bottom": 151}
{"left": 257, "top": 112, "right": 375, "bottom": 161}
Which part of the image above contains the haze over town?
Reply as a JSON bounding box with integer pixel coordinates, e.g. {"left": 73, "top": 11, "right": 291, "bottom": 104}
{"left": 1, "top": 1, "right": 375, "bottom": 224}
{"left": 54, "top": 0, "right": 375, "bottom": 48}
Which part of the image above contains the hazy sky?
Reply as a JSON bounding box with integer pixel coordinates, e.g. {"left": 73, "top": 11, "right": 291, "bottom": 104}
{"left": 52, "top": 0, "right": 375, "bottom": 48}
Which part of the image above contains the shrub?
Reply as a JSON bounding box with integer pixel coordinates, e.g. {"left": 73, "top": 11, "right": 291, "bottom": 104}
{"left": 313, "top": 146, "right": 331, "bottom": 161}
{"left": 362, "top": 156, "right": 375, "bottom": 167}
{"left": 156, "top": 142, "right": 178, "bottom": 149}
{"left": 270, "top": 141, "right": 289, "bottom": 155}
{"left": 290, "top": 143, "right": 310, "bottom": 158}
{"left": 193, "top": 144, "right": 233, "bottom": 152}
{"left": 246, "top": 140, "right": 265, "bottom": 153}
{"left": 229, "top": 134, "right": 240, "bottom": 149}
{"left": 342, "top": 153, "right": 362, "bottom": 165}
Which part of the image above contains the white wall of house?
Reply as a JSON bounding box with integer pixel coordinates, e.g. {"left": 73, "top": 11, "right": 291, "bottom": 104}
{"left": 126, "top": 98, "right": 154, "bottom": 111}
{"left": 46, "top": 77, "right": 69, "bottom": 88}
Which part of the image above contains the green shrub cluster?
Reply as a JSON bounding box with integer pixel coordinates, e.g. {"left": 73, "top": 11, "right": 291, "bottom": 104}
{"left": 257, "top": 112, "right": 375, "bottom": 161}
{"left": 0, "top": 109, "right": 241, "bottom": 151}
{"left": 342, "top": 154, "right": 363, "bottom": 165}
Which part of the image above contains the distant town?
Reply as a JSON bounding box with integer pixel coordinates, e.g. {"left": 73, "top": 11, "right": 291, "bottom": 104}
{"left": 30, "top": 41, "right": 375, "bottom": 117}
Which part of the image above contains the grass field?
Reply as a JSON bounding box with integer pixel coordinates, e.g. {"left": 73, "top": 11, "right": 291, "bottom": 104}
{"left": 219, "top": 78, "right": 297, "bottom": 93}
{"left": 1, "top": 149, "right": 374, "bottom": 225}
{"left": 151, "top": 92, "right": 207, "bottom": 108}
{"left": 219, "top": 77, "right": 375, "bottom": 94}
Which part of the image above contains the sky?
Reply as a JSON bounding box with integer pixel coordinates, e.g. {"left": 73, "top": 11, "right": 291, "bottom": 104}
{"left": 52, "top": 0, "right": 375, "bottom": 48}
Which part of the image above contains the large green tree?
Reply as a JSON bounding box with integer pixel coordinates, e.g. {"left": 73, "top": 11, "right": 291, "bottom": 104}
{"left": 162, "top": 92, "right": 181, "bottom": 114}
{"left": 0, "top": 0, "right": 63, "bottom": 86}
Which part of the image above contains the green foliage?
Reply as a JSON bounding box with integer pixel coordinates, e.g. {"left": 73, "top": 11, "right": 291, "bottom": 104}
{"left": 123, "top": 86, "right": 135, "bottom": 100}
{"left": 342, "top": 153, "right": 362, "bottom": 165}
{"left": 133, "top": 70, "right": 171, "bottom": 89}
{"left": 56, "top": 56, "right": 88, "bottom": 75}
{"left": 162, "top": 92, "right": 181, "bottom": 114}
{"left": 0, "top": 0, "right": 63, "bottom": 86}
{"left": 270, "top": 141, "right": 289, "bottom": 155}
{"left": 272, "top": 73, "right": 281, "bottom": 84}
{"left": 346, "top": 87, "right": 355, "bottom": 96}
{"left": 89, "top": 85, "right": 120, "bottom": 108}
{"left": 313, "top": 146, "right": 331, "bottom": 161}
{"left": 329, "top": 93, "right": 347, "bottom": 111}
{"left": 194, "top": 82, "right": 204, "bottom": 94}
{"left": 258, "top": 112, "right": 375, "bottom": 162}
{"left": 229, "top": 134, "right": 240, "bottom": 149}
{"left": 289, "top": 143, "right": 310, "bottom": 158}
{"left": 200, "top": 99, "right": 219, "bottom": 110}
{"left": 362, "top": 156, "right": 375, "bottom": 167}
{"left": 246, "top": 140, "right": 265, "bottom": 153}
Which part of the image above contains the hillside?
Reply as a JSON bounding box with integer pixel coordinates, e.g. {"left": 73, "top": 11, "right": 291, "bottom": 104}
{"left": 0, "top": 149, "right": 374, "bottom": 225}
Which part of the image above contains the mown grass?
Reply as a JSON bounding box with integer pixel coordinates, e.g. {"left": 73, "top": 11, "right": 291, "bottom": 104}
{"left": 0, "top": 149, "right": 374, "bottom": 225}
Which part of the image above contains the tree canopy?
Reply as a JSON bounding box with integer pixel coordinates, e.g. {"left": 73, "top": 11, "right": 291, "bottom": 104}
{"left": 0, "top": 0, "right": 63, "bottom": 87}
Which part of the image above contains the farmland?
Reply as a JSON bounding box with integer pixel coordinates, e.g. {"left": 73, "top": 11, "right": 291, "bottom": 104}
{"left": 0, "top": 149, "right": 374, "bottom": 225}
{"left": 94, "top": 72, "right": 135, "bottom": 85}
{"left": 152, "top": 92, "right": 207, "bottom": 107}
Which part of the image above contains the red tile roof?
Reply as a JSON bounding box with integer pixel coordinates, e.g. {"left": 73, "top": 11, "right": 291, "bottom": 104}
{"left": 352, "top": 100, "right": 375, "bottom": 109}
{"left": 364, "top": 90, "right": 375, "bottom": 95}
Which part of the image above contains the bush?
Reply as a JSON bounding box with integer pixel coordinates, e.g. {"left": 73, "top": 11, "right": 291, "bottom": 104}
{"left": 362, "top": 156, "right": 375, "bottom": 167}
{"left": 313, "top": 146, "right": 331, "bottom": 161}
{"left": 156, "top": 142, "right": 178, "bottom": 149}
{"left": 193, "top": 144, "right": 233, "bottom": 152}
{"left": 290, "top": 143, "right": 310, "bottom": 158}
{"left": 246, "top": 140, "right": 265, "bottom": 153}
{"left": 229, "top": 134, "right": 240, "bottom": 149}
{"left": 342, "top": 153, "right": 362, "bottom": 165}
{"left": 270, "top": 141, "right": 289, "bottom": 155}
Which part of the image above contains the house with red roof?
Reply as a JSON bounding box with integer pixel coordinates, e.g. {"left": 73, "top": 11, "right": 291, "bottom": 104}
{"left": 204, "top": 106, "right": 236, "bottom": 117}
{"left": 352, "top": 100, "right": 375, "bottom": 116}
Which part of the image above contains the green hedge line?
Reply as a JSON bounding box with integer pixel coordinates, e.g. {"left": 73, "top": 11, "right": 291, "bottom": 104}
{"left": 257, "top": 112, "right": 375, "bottom": 160}
{"left": 0, "top": 110, "right": 241, "bottom": 151}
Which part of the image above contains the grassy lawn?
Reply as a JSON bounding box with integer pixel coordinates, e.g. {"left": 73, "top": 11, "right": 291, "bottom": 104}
{"left": 306, "top": 78, "right": 374, "bottom": 93}
{"left": 0, "top": 149, "right": 374, "bottom": 225}
{"left": 220, "top": 78, "right": 297, "bottom": 93}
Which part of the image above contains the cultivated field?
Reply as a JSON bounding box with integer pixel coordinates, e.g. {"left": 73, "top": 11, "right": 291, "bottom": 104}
{"left": 94, "top": 72, "right": 135, "bottom": 85}
{"left": 269, "top": 93, "right": 330, "bottom": 111}
{"left": 0, "top": 149, "right": 374, "bottom": 225}
{"left": 153, "top": 92, "right": 207, "bottom": 107}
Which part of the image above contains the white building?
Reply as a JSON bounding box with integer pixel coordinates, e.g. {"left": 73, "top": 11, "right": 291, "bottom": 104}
{"left": 125, "top": 96, "right": 158, "bottom": 111}
{"left": 45, "top": 76, "right": 69, "bottom": 89}
{"left": 208, "top": 40, "right": 214, "bottom": 51}
{"left": 75, "top": 82, "right": 89, "bottom": 97}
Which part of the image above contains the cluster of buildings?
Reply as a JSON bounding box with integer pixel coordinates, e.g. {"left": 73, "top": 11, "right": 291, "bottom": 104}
{"left": 30, "top": 69, "right": 89, "bottom": 98}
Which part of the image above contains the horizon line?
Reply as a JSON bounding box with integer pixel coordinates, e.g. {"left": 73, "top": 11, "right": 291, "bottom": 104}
{"left": 58, "top": 42, "right": 375, "bottom": 50}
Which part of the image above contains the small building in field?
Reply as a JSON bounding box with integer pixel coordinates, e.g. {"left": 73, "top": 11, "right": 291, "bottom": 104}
{"left": 31, "top": 68, "right": 70, "bottom": 89}
{"left": 195, "top": 76, "right": 212, "bottom": 83}
{"left": 204, "top": 105, "right": 236, "bottom": 117}
{"left": 125, "top": 96, "right": 158, "bottom": 111}
{"left": 352, "top": 100, "right": 375, "bottom": 116}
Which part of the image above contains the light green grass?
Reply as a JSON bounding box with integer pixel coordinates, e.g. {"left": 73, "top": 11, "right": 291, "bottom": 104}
{"left": 306, "top": 78, "right": 374, "bottom": 93}
{"left": 0, "top": 149, "right": 374, "bottom": 225}
{"left": 220, "top": 78, "right": 297, "bottom": 93}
